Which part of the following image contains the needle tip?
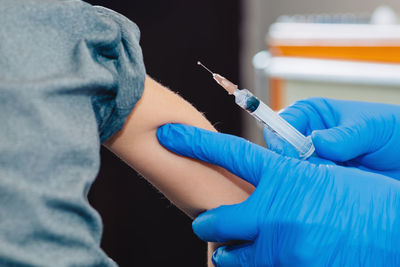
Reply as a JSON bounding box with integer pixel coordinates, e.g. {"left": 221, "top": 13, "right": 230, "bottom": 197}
{"left": 197, "top": 61, "right": 214, "bottom": 74}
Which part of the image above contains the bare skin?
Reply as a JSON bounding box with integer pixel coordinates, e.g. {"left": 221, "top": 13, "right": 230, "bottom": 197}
{"left": 105, "top": 76, "right": 254, "bottom": 266}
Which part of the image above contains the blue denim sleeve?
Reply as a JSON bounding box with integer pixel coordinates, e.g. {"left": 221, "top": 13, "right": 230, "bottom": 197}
{"left": 91, "top": 6, "right": 146, "bottom": 142}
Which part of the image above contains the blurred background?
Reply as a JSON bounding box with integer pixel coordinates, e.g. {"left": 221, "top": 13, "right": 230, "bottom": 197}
{"left": 85, "top": 0, "right": 400, "bottom": 266}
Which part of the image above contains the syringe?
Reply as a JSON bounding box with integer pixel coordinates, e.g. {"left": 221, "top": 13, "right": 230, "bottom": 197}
{"left": 197, "top": 61, "right": 315, "bottom": 160}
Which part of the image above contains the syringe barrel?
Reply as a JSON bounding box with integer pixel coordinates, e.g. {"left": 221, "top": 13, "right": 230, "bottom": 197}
{"left": 234, "top": 89, "right": 315, "bottom": 159}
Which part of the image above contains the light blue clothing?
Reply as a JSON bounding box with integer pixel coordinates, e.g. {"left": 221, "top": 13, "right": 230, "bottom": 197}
{"left": 0, "top": 0, "right": 145, "bottom": 266}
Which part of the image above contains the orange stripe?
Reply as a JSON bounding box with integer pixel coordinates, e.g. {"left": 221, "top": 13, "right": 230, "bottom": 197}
{"left": 269, "top": 78, "right": 284, "bottom": 111}
{"left": 270, "top": 46, "right": 400, "bottom": 63}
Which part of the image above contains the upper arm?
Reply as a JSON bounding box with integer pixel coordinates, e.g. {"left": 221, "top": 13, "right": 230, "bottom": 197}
{"left": 104, "top": 75, "right": 253, "bottom": 218}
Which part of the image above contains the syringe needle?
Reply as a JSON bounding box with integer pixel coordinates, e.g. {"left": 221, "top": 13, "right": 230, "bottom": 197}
{"left": 197, "top": 61, "right": 238, "bottom": 94}
{"left": 197, "top": 61, "right": 214, "bottom": 75}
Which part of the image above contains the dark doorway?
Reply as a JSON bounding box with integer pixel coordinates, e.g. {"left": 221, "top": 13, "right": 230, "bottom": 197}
{"left": 87, "top": 1, "right": 242, "bottom": 266}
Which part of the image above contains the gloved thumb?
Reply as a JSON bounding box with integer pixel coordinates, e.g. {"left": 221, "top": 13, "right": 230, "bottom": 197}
{"left": 212, "top": 244, "right": 254, "bottom": 267}
{"left": 192, "top": 203, "right": 257, "bottom": 243}
{"left": 311, "top": 124, "right": 369, "bottom": 162}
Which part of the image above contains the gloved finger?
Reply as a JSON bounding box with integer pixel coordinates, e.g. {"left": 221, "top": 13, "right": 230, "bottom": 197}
{"left": 212, "top": 244, "right": 254, "bottom": 267}
{"left": 263, "top": 127, "right": 300, "bottom": 158}
{"left": 278, "top": 98, "right": 337, "bottom": 136}
{"left": 278, "top": 105, "right": 310, "bottom": 134}
{"left": 263, "top": 98, "right": 335, "bottom": 157}
{"left": 264, "top": 125, "right": 336, "bottom": 165}
{"left": 264, "top": 129, "right": 336, "bottom": 164}
{"left": 312, "top": 124, "right": 372, "bottom": 162}
{"left": 157, "top": 123, "right": 269, "bottom": 186}
{"left": 192, "top": 203, "right": 257, "bottom": 243}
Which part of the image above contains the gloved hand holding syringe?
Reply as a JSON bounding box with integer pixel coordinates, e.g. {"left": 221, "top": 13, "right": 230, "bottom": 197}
{"left": 197, "top": 61, "right": 315, "bottom": 160}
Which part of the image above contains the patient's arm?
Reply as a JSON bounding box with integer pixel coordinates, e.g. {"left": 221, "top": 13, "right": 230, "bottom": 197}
{"left": 105, "top": 75, "right": 253, "bottom": 216}
{"left": 104, "top": 75, "right": 254, "bottom": 265}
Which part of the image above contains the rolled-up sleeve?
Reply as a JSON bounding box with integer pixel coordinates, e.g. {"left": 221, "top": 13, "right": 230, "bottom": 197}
{"left": 90, "top": 6, "right": 146, "bottom": 142}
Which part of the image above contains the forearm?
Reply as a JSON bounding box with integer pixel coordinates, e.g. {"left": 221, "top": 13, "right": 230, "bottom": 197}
{"left": 106, "top": 76, "right": 252, "bottom": 266}
{"left": 105, "top": 76, "right": 252, "bottom": 266}
{"left": 105, "top": 76, "right": 253, "bottom": 218}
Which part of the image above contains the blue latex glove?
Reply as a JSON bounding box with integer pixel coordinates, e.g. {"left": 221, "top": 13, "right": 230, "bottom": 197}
{"left": 157, "top": 124, "right": 400, "bottom": 267}
{"left": 265, "top": 98, "right": 400, "bottom": 179}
